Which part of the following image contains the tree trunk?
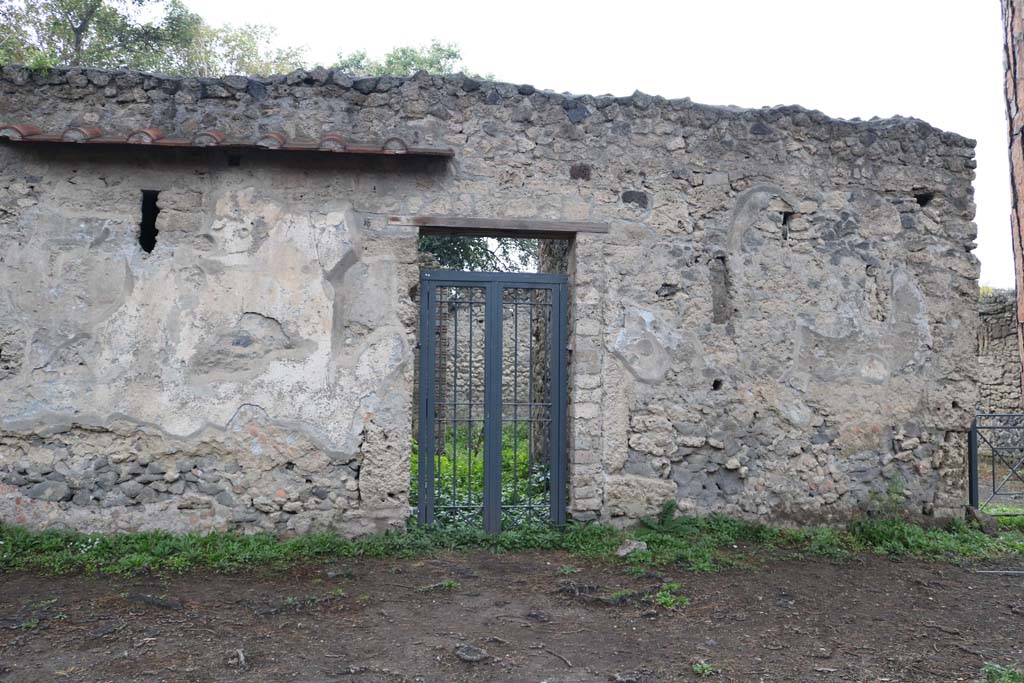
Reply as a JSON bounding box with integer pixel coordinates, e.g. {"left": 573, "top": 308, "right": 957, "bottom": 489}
{"left": 68, "top": 2, "right": 102, "bottom": 67}
{"left": 1003, "top": 0, "right": 1024, "bottom": 401}
{"left": 71, "top": 27, "right": 84, "bottom": 65}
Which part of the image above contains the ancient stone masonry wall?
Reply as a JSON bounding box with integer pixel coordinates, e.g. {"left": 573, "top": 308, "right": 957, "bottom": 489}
{"left": 0, "top": 63, "right": 979, "bottom": 532}
{"left": 440, "top": 300, "right": 546, "bottom": 418}
{"left": 978, "top": 290, "right": 1022, "bottom": 414}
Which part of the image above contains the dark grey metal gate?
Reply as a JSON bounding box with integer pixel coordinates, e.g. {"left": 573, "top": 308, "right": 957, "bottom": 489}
{"left": 417, "top": 270, "right": 568, "bottom": 533}
{"left": 969, "top": 413, "right": 1024, "bottom": 516}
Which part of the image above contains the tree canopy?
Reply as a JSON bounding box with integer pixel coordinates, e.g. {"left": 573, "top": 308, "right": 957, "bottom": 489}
{"left": 334, "top": 40, "right": 463, "bottom": 78}
{"left": 419, "top": 235, "right": 537, "bottom": 272}
{"left": 0, "top": 2, "right": 480, "bottom": 80}
{"left": 0, "top": 0, "right": 306, "bottom": 75}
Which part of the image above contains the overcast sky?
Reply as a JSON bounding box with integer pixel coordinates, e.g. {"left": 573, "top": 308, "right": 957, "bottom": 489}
{"left": 183, "top": 0, "right": 1013, "bottom": 288}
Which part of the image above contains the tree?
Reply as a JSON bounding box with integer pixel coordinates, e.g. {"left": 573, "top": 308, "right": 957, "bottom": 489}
{"left": 334, "top": 40, "right": 462, "bottom": 78}
{"left": 161, "top": 20, "right": 307, "bottom": 77}
{"left": 419, "top": 236, "right": 537, "bottom": 272}
{"left": 0, "top": 0, "right": 308, "bottom": 76}
{"left": 1003, "top": 0, "right": 1024, "bottom": 399}
{"left": 0, "top": 0, "right": 200, "bottom": 71}
{"left": 0, "top": 1, "right": 34, "bottom": 66}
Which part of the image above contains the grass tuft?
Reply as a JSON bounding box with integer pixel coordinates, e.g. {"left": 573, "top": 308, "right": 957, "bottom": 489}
{"left": 653, "top": 582, "right": 689, "bottom": 609}
{"left": 692, "top": 661, "right": 717, "bottom": 677}
{"left": 981, "top": 663, "right": 1024, "bottom": 683}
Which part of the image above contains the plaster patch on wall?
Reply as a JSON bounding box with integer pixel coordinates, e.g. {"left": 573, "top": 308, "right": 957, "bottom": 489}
{"left": 610, "top": 308, "right": 676, "bottom": 384}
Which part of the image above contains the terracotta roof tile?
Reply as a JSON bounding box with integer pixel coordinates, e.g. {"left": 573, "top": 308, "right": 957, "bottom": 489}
{"left": 0, "top": 123, "right": 454, "bottom": 158}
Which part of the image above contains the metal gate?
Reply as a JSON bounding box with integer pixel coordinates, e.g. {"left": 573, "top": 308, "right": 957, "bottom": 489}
{"left": 969, "top": 413, "right": 1024, "bottom": 516}
{"left": 416, "top": 270, "right": 568, "bottom": 533}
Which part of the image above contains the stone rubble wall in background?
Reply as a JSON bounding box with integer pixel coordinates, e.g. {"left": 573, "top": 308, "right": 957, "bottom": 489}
{"left": 439, "top": 300, "right": 537, "bottom": 421}
{"left": 0, "top": 64, "right": 981, "bottom": 532}
{"left": 978, "top": 290, "right": 1022, "bottom": 414}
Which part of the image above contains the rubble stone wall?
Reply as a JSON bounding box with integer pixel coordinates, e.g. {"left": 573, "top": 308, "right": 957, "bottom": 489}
{"left": 440, "top": 300, "right": 538, "bottom": 420}
{"left": 0, "top": 64, "right": 980, "bottom": 532}
{"left": 978, "top": 290, "right": 1022, "bottom": 414}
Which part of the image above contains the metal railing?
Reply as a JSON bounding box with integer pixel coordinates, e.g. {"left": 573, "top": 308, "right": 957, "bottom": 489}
{"left": 969, "top": 414, "right": 1024, "bottom": 516}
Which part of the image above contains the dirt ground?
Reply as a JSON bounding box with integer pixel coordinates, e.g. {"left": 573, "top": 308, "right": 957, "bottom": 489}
{"left": 1, "top": 550, "right": 1022, "bottom": 683}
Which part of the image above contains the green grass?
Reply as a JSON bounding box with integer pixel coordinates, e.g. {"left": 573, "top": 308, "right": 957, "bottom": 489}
{"left": 607, "top": 589, "right": 633, "bottom": 601}
{"left": 0, "top": 517, "right": 618, "bottom": 575}
{"left": 410, "top": 426, "right": 548, "bottom": 514}
{"left": 2, "top": 501, "right": 1024, "bottom": 576}
{"left": 692, "top": 661, "right": 716, "bottom": 677}
{"left": 653, "top": 582, "right": 690, "bottom": 609}
{"left": 980, "top": 504, "right": 1024, "bottom": 533}
{"left": 981, "top": 663, "right": 1024, "bottom": 683}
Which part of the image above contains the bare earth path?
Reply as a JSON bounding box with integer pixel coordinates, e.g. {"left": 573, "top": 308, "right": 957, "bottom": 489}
{"left": 1, "top": 551, "right": 1022, "bottom": 682}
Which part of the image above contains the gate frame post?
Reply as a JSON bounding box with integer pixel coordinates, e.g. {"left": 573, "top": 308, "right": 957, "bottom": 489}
{"left": 968, "top": 416, "right": 979, "bottom": 510}
{"left": 549, "top": 281, "right": 569, "bottom": 526}
{"left": 416, "top": 275, "right": 437, "bottom": 526}
{"left": 482, "top": 280, "right": 504, "bottom": 534}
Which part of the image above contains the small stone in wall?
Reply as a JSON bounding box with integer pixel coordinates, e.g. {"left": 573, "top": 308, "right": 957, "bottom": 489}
{"left": 215, "top": 491, "right": 236, "bottom": 507}
{"left": 570, "top": 162, "right": 592, "bottom": 180}
{"left": 656, "top": 283, "right": 680, "bottom": 298}
{"left": 26, "top": 481, "right": 71, "bottom": 502}
{"left": 120, "top": 480, "right": 144, "bottom": 498}
{"left": 652, "top": 457, "right": 672, "bottom": 478}
{"left": 621, "top": 190, "right": 649, "bottom": 209}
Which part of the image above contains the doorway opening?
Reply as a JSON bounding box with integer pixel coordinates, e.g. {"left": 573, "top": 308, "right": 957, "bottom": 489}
{"left": 411, "top": 235, "right": 571, "bottom": 533}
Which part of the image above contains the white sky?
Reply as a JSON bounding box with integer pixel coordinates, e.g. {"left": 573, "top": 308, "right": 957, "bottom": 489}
{"left": 183, "top": 0, "right": 1014, "bottom": 288}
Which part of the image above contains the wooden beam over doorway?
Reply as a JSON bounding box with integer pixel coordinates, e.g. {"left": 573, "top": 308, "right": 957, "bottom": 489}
{"left": 388, "top": 214, "right": 610, "bottom": 239}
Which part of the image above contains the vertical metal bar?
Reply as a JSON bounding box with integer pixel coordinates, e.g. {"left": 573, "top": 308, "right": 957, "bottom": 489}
{"left": 527, "top": 290, "right": 535, "bottom": 513}
{"left": 551, "top": 281, "right": 568, "bottom": 525}
{"left": 418, "top": 276, "right": 437, "bottom": 525}
{"left": 512, "top": 291, "right": 519, "bottom": 507}
{"left": 468, "top": 292, "right": 474, "bottom": 509}
{"left": 451, "top": 290, "right": 459, "bottom": 512}
{"left": 483, "top": 281, "right": 503, "bottom": 534}
{"left": 968, "top": 417, "right": 979, "bottom": 509}
{"left": 438, "top": 288, "right": 447, "bottom": 518}
{"left": 990, "top": 427, "right": 997, "bottom": 502}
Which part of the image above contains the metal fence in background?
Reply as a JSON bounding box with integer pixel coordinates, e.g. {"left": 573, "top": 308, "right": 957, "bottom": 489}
{"left": 969, "top": 414, "right": 1024, "bottom": 516}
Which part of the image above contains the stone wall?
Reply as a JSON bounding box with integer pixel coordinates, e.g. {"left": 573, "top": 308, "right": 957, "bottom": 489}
{"left": 978, "top": 290, "right": 1022, "bottom": 413}
{"left": 0, "top": 64, "right": 980, "bottom": 532}
{"left": 439, "top": 298, "right": 538, "bottom": 420}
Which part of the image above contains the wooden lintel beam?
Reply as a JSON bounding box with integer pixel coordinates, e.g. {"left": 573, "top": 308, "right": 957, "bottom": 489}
{"left": 388, "top": 214, "right": 610, "bottom": 235}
